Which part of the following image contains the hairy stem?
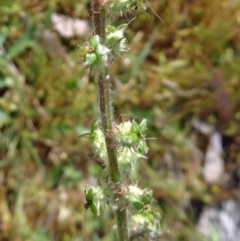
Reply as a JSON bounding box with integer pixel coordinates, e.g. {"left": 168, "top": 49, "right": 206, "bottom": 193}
{"left": 92, "top": 0, "right": 129, "bottom": 240}
{"left": 97, "top": 71, "right": 120, "bottom": 181}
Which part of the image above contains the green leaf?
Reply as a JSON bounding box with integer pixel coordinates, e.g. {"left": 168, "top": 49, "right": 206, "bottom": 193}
{"left": 8, "top": 22, "right": 36, "bottom": 59}
{"left": 0, "top": 110, "right": 11, "bottom": 127}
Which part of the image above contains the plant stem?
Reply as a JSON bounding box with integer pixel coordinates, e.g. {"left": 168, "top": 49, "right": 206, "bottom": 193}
{"left": 92, "top": 0, "right": 129, "bottom": 240}
{"left": 97, "top": 71, "right": 120, "bottom": 182}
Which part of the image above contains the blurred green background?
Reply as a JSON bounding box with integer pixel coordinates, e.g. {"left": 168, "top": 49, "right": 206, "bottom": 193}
{"left": 1, "top": 0, "right": 240, "bottom": 240}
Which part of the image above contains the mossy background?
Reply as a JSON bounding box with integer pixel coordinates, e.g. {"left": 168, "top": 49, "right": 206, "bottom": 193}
{"left": 1, "top": 0, "right": 240, "bottom": 240}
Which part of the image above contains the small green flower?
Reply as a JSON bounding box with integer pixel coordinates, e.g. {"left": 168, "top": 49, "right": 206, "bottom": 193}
{"left": 133, "top": 200, "right": 145, "bottom": 211}
{"left": 88, "top": 119, "right": 149, "bottom": 176}
{"left": 131, "top": 209, "right": 161, "bottom": 239}
{"left": 84, "top": 187, "right": 99, "bottom": 215}
{"left": 79, "top": 35, "right": 110, "bottom": 68}
{"left": 125, "top": 185, "right": 153, "bottom": 211}
{"left": 84, "top": 186, "right": 105, "bottom": 216}
{"left": 79, "top": 45, "right": 95, "bottom": 59}
{"left": 117, "top": 119, "right": 149, "bottom": 155}
{"left": 106, "top": 24, "right": 128, "bottom": 57}
{"left": 141, "top": 188, "right": 153, "bottom": 205}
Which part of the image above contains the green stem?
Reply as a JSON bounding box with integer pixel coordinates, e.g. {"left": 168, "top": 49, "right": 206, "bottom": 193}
{"left": 97, "top": 70, "right": 120, "bottom": 182}
{"left": 92, "top": 0, "right": 129, "bottom": 240}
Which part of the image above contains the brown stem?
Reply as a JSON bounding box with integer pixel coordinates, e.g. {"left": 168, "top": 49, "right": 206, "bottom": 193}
{"left": 92, "top": 1, "right": 129, "bottom": 240}
{"left": 97, "top": 71, "right": 120, "bottom": 182}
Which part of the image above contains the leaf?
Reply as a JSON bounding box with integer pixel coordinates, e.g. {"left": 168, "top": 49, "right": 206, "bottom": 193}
{"left": 8, "top": 22, "right": 36, "bottom": 59}
{"left": 0, "top": 110, "right": 11, "bottom": 127}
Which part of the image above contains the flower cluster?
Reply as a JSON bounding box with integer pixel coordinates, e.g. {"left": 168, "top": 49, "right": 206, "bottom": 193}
{"left": 125, "top": 185, "right": 153, "bottom": 211}
{"left": 85, "top": 182, "right": 152, "bottom": 215}
{"left": 131, "top": 209, "right": 161, "bottom": 239}
{"left": 79, "top": 22, "right": 131, "bottom": 68}
{"left": 106, "top": 24, "right": 129, "bottom": 60}
{"left": 116, "top": 119, "right": 148, "bottom": 155}
{"left": 84, "top": 182, "right": 161, "bottom": 237}
{"left": 89, "top": 119, "right": 149, "bottom": 176}
{"left": 79, "top": 35, "right": 110, "bottom": 68}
